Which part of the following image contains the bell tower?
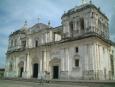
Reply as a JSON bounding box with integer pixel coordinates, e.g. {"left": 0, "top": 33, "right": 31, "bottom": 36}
{"left": 62, "top": 0, "right": 109, "bottom": 40}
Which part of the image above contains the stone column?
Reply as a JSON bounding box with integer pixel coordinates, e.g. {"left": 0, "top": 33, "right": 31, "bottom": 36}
{"left": 64, "top": 48, "right": 70, "bottom": 79}
{"left": 61, "top": 48, "right": 65, "bottom": 71}
{"left": 44, "top": 51, "right": 47, "bottom": 71}
{"left": 26, "top": 52, "right": 31, "bottom": 78}
{"left": 15, "top": 56, "right": 19, "bottom": 77}
{"left": 38, "top": 51, "right": 44, "bottom": 79}
{"left": 22, "top": 55, "right": 27, "bottom": 78}
{"left": 43, "top": 50, "right": 48, "bottom": 79}
{"left": 74, "top": 19, "right": 77, "bottom": 31}
{"left": 89, "top": 43, "right": 96, "bottom": 79}
{"left": 89, "top": 44, "right": 92, "bottom": 69}
{"left": 64, "top": 48, "right": 66, "bottom": 71}
{"left": 93, "top": 43, "right": 97, "bottom": 79}
{"left": 4, "top": 56, "right": 9, "bottom": 77}
{"left": 66, "top": 48, "right": 70, "bottom": 79}
{"left": 96, "top": 44, "right": 100, "bottom": 79}
{"left": 13, "top": 56, "right": 17, "bottom": 77}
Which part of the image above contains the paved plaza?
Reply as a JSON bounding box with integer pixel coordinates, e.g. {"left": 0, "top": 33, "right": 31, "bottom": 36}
{"left": 0, "top": 80, "right": 115, "bottom": 87}
{"left": 0, "top": 80, "right": 88, "bottom": 87}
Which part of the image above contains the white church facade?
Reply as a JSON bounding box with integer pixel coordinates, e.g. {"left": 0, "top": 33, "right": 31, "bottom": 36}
{"left": 5, "top": 2, "right": 115, "bottom": 80}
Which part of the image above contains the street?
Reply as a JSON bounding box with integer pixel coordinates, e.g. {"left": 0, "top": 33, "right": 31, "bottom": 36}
{"left": 0, "top": 80, "right": 88, "bottom": 87}
{"left": 0, "top": 80, "right": 115, "bottom": 87}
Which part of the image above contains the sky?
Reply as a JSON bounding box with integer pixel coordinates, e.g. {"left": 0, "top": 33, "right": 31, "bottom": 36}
{"left": 0, "top": 0, "right": 115, "bottom": 68}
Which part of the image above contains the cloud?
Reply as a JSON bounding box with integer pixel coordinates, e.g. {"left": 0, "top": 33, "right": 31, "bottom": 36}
{"left": 110, "top": 12, "right": 115, "bottom": 41}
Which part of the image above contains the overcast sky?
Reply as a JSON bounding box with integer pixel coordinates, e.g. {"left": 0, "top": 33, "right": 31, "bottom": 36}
{"left": 0, "top": 0, "right": 115, "bottom": 68}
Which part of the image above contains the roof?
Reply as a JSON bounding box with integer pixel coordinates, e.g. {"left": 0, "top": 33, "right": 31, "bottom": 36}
{"left": 30, "top": 23, "right": 50, "bottom": 32}
{"left": 9, "top": 29, "right": 26, "bottom": 37}
{"left": 53, "top": 26, "right": 63, "bottom": 35}
{"left": 62, "top": 3, "right": 108, "bottom": 20}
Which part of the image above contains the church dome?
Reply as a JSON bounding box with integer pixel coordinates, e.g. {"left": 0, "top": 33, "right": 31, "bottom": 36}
{"left": 30, "top": 23, "right": 50, "bottom": 33}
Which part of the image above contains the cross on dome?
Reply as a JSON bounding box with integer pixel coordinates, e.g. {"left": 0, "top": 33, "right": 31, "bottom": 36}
{"left": 81, "top": 0, "right": 91, "bottom": 4}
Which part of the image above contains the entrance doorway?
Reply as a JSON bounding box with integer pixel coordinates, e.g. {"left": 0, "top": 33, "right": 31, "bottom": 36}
{"left": 53, "top": 66, "right": 59, "bottom": 79}
{"left": 18, "top": 61, "right": 24, "bottom": 78}
{"left": 33, "top": 63, "right": 38, "bottom": 78}
{"left": 20, "top": 67, "right": 23, "bottom": 77}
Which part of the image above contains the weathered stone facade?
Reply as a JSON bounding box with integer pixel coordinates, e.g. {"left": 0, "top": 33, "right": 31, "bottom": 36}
{"left": 5, "top": 2, "right": 115, "bottom": 80}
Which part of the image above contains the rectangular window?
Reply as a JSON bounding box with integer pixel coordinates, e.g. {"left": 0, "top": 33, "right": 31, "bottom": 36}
{"left": 75, "top": 59, "right": 79, "bottom": 67}
{"left": 75, "top": 47, "right": 78, "bottom": 53}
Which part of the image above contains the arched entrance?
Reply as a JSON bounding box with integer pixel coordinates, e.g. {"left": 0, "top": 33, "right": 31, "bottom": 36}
{"left": 33, "top": 63, "right": 39, "bottom": 78}
{"left": 20, "top": 67, "right": 24, "bottom": 77}
{"left": 49, "top": 58, "right": 61, "bottom": 79}
{"left": 18, "top": 61, "right": 24, "bottom": 77}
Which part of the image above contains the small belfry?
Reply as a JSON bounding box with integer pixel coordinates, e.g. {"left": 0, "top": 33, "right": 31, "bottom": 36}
{"left": 37, "top": 17, "right": 40, "bottom": 23}
{"left": 21, "top": 20, "right": 28, "bottom": 30}
{"left": 24, "top": 20, "right": 27, "bottom": 27}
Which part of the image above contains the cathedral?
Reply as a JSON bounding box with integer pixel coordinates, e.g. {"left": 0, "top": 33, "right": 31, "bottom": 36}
{"left": 5, "top": 1, "right": 115, "bottom": 80}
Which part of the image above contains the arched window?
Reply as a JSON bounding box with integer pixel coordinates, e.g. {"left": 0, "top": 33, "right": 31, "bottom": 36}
{"left": 22, "top": 40, "right": 26, "bottom": 48}
{"left": 70, "top": 21, "right": 74, "bottom": 30}
{"left": 80, "top": 18, "right": 84, "bottom": 30}
{"left": 35, "top": 40, "right": 38, "bottom": 47}
{"left": 69, "top": 21, "right": 74, "bottom": 36}
{"left": 75, "top": 47, "right": 79, "bottom": 53}
{"left": 11, "top": 39, "right": 13, "bottom": 47}
{"left": 9, "top": 62, "right": 13, "bottom": 71}
{"left": 14, "top": 39, "right": 17, "bottom": 46}
{"left": 75, "top": 59, "right": 79, "bottom": 67}
{"left": 73, "top": 54, "right": 80, "bottom": 68}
